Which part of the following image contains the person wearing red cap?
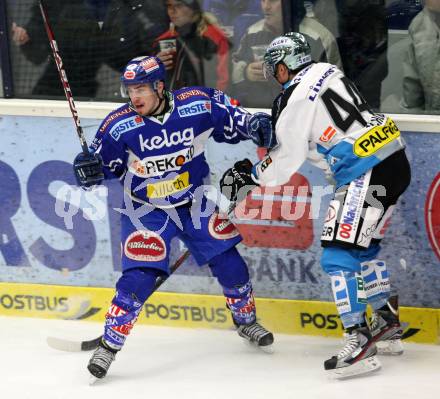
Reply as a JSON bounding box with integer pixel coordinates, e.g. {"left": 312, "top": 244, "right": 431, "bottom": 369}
{"left": 153, "top": 0, "right": 231, "bottom": 91}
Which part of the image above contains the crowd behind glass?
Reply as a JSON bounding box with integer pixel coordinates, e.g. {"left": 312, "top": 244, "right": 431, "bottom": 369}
{"left": 3, "top": 0, "right": 439, "bottom": 114}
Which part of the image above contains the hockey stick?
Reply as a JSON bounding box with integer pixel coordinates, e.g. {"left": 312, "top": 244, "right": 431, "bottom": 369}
{"left": 39, "top": 0, "right": 89, "bottom": 154}
{"left": 47, "top": 249, "right": 191, "bottom": 352}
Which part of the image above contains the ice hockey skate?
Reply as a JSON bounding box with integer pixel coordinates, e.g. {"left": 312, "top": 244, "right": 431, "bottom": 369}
{"left": 370, "top": 295, "right": 404, "bottom": 355}
{"left": 324, "top": 325, "right": 381, "bottom": 379}
{"left": 87, "top": 340, "right": 117, "bottom": 384}
{"left": 236, "top": 321, "right": 274, "bottom": 353}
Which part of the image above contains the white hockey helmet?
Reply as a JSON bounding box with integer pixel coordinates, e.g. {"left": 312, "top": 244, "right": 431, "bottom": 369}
{"left": 263, "top": 32, "right": 312, "bottom": 77}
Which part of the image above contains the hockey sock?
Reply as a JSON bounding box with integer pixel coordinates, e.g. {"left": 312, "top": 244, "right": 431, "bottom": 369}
{"left": 360, "top": 259, "right": 390, "bottom": 310}
{"left": 103, "top": 290, "right": 143, "bottom": 351}
{"left": 223, "top": 281, "right": 256, "bottom": 326}
{"left": 329, "top": 270, "right": 368, "bottom": 328}
{"left": 103, "top": 268, "right": 166, "bottom": 350}
{"left": 208, "top": 247, "right": 255, "bottom": 325}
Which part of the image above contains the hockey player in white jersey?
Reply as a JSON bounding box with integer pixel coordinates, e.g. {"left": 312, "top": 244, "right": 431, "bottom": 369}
{"left": 220, "top": 33, "right": 411, "bottom": 378}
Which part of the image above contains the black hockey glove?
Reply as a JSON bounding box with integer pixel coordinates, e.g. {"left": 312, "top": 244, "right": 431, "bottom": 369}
{"left": 220, "top": 158, "right": 258, "bottom": 207}
{"left": 247, "top": 112, "right": 277, "bottom": 149}
{"left": 73, "top": 152, "right": 104, "bottom": 188}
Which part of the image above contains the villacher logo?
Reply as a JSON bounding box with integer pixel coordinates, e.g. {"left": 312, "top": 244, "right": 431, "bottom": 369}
{"left": 124, "top": 230, "right": 166, "bottom": 261}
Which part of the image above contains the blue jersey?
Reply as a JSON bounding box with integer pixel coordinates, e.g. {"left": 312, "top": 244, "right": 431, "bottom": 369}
{"left": 90, "top": 87, "right": 249, "bottom": 206}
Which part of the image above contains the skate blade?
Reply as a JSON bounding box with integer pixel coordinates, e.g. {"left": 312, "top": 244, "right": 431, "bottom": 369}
{"left": 329, "top": 356, "right": 381, "bottom": 380}
{"left": 242, "top": 338, "right": 274, "bottom": 354}
{"left": 258, "top": 344, "right": 274, "bottom": 354}
{"left": 89, "top": 375, "right": 98, "bottom": 386}
{"left": 377, "top": 339, "right": 404, "bottom": 356}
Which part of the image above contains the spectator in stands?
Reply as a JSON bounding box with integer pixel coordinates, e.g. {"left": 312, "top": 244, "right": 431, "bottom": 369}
{"left": 201, "top": 0, "right": 262, "bottom": 48}
{"left": 300, "top": 1, "right": 342, "bottom": 69}
{"left": 231, "top": 0, "right": 341, "bottom": 107}
{"left": 309, "top": 0, "right": 339, "bottom": 39}
{"left": 402, "top": 0, "right": 440, "bottom": 113}
{"left": 335, "top": 0, "right": 388, "bottom": 110}
{"left": 153, "top": 0, "right": 230, "bottom": 90}
{"left": 11, "top": 0, "right": 168, "bottom": 99}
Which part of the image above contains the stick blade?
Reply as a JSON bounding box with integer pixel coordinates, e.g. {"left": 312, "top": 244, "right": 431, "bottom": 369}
{"left": 46, "top": 335, "right": 101, "bottom": 352}
{"left": 47, "top": 336, "right": 83, "bottom": 352}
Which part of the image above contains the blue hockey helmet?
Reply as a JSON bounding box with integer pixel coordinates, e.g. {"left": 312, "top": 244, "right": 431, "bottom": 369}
{"left": 120, "top": 56, "right": 166, "bottom": 92}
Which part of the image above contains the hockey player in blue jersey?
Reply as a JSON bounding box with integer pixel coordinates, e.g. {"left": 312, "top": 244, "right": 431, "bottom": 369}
{"left": 220, "top": 33, "right": 411, "bottom": 379}
{"left": 73, "top": 55, "right": 274, "bottom": 381}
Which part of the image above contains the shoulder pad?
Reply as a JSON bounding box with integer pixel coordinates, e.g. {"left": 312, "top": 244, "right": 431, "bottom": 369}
{"left": 174, "top": 87, "right": 211, "bottom": 102}
{"left": 98, "top": 105, "right": 134, "bottom": 134}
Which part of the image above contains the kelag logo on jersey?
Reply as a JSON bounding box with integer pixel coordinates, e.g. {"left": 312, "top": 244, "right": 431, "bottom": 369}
{"left": 177, "top": 101, "right": 211, "bottom": 118}
{"left": 110, "top": 116, "right": 145, "bottom": 141}
{"left": 139, "top": 128, "right": 194, "bottom": 151}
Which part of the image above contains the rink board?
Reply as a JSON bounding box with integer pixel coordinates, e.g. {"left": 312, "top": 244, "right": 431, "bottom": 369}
{"left": 1, "top": 113, "right": 440, "bottom": 312}
{"left": 0, "top": 282, "right": 438, "bottom": 344}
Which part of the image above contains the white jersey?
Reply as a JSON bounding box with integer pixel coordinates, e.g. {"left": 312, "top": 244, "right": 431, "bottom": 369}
{"left": 254, "top": 63, "right": 405, "bottom": 188}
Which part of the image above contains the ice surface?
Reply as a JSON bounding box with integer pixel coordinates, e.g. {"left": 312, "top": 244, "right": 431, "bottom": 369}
{"left": 1, "top": 316, "right": 439, "bottom": 399}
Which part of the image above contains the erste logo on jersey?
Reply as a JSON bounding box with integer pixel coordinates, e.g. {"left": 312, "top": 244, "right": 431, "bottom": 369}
{"left": 129, "top": 146, "right": 195, "bottom": 177}
{"left": 124, "top": 231, "right": 166, "bottom": 262}
{"left": 139, "top": 128, "right": 194, "bottom": 152}
{"left": 110, "top": 115, "right": 145, "bottom": 141}
{"left": 177, "top": 101, "right": 211, "bottom": 118}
